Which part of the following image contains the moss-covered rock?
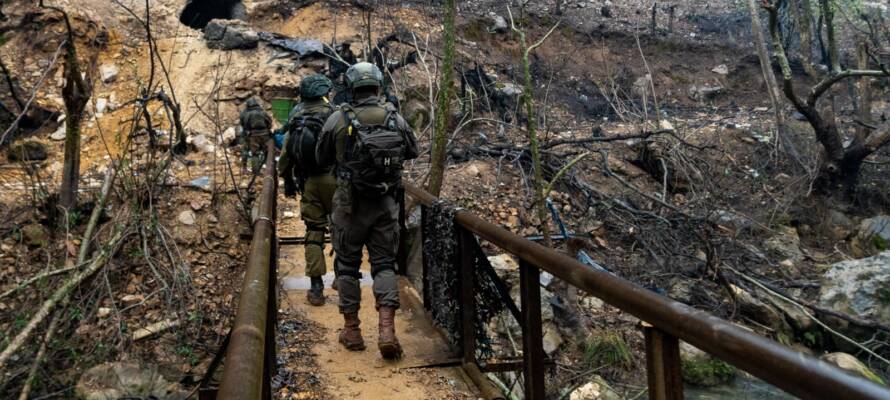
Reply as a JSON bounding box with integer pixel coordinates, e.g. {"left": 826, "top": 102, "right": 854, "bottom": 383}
{"left": 821, "top": 352, "right": 886, "bottom": 385}
{"left": 680, "top": 342, "right": 736, "bottom": 387}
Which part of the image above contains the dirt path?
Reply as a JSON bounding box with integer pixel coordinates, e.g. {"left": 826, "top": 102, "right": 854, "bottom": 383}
{"left": 276, "top": 196, "right": 479, "bottom": 399}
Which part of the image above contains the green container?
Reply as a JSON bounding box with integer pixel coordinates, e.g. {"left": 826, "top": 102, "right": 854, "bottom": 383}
{"left": 271, "top": 98, "right": 296, "bottom": 125}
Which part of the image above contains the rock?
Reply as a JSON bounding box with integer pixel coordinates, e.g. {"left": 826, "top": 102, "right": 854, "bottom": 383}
{"left": 50, "top": 122, "right": 67, "bottom": 140}
{"left": 489, "top": 14, "right": 508, "bottom": 33}
{"left": 95, "top": 98, "right": 108, "bottom": 115}
{"left": 542, "top": 322, "right": 563, "bottom": 355}
{"left": 680, "top": 342, "right": 736, "bottom": 387}
{"left": 97, "top": 307, "right": 111, "bottom": 318}
{"left": 189, "top": 133, "right": 215, "bottom": 153}
{"left": 282, "top": 211, "right": 295, "bottom": 219}
{"left": 688, "top": 84, "right": 726, "bottom": 101}
{"left": 221, "top": 126, "right": 238, "bottom": 145}
{"left": 177, "top": 210, "right": 197, "bottom": 226}
{"left": 580, "top": 295, "right": 605, "bottom": 313}
{"left": 494, "top": 82, "right": 523, "bottom": 98}
{"left": 711, "top": 64, "right": 729, "bottom": 75}
{"left": 204, "top": 19, "right": 259, "bottom": 50}
{"left": 133, "top": 319, "right": 180, "bottom": 341}
{"left": 659, "top": 119, "right": 674, "bottom": 131}
{"left": 188, "top": 176, "right": 212, "bottom": 192}
{"left": 820, "top": 352, "right": 886, "bottom": 385}
{"left": 819, "top": 251, "right": 890, "bottom": 327}
{"left": 121, "top": 294, "right": 144, "bottom": 304}
{"left": 764, "top": 226, "right": 804, "bottom": 262}
{"left": 75, "top": 362, "right": 186, "bottom": 400}
{"left": 730, "top": 284, "right": 789, "bottom": 334}
{"left": 21, "top": 223, "right": 49, "bottom": 247}
{"left": 569, "top": 375, "right": 621, "bottom": 400}
{"left": 7, "top": 140, "right": 48, "bottom": 162}
{"left": 711, "top": 209, "right": 754, "bottom": 232}
{"left": 822, "top": 209, "right": 855, "bottom": 241}
{"left": 100, "top": 64, "right": 119, "bottom": 83}
{"left": 857, "top": 215, "right": 890, "bottom": 251}
{"left": 488, "top": 254, "right": 518, "bottom": 271}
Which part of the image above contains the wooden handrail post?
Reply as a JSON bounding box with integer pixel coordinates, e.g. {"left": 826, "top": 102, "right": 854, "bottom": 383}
{"left": 644, "top": 324, "right": 683, "bottom": 400}
{"left": 519, "top": 260, "right": 546, "bottom": 399}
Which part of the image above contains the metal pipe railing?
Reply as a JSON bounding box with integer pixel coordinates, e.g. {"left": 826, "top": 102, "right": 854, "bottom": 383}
{"left": 405, "top": 183, "right": 890, "bottom": 400}
{"left": 218, "top": 141, "right": 278, "bottom": 400}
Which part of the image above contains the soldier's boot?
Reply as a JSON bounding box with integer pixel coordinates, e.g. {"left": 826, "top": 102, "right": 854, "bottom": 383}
{"left": 377, "top": 306, "right": 403, "bottom": 359}
{"left": 307, "top": 277, "right": 325, "bottom": 306}
{"left": 338, "top": 312, "right": 365, "bottom": 351}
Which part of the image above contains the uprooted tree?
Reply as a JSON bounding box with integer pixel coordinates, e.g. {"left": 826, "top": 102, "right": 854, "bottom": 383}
{"left": 763, "top": 0, "right": 889, "bottom": 192}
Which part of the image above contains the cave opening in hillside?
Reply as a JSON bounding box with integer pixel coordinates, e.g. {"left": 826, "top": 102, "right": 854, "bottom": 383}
{"left": 179, "top": 0, "right": 245, "bottom": 29}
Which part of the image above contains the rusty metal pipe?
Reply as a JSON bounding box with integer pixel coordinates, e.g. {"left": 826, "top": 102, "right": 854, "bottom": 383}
{"left": 405, "top": 183, "right": 890, "bottom": 400}
{"left": 218, "top": 141, "right": 278, "bottom": 400}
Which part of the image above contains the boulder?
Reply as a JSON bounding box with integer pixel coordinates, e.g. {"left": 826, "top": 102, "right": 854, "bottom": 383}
{"left": 489, "top": 14, "right": 508, "bottom": 33}
{"left": 542, "top": 322, "right": 563, "bottom": 355}
{"left": 711, "top": 64, "right": 729, "bottom": 75}
{"left": 819, "top": 251, "right": 890, "bottom": 327}
{"left": 221, "top": 126, "right": 238, "bottom": 145}
{"left": 75, "top": 362, "right": 186, "bottom": 400}
{"left": 764, "top": 226, "right": 804, "bottom": 262}
{"left": 680, "top": 342, "right": 736, "bottom": 387}
{"left": 729, "top": 284, "right": 790, "bottom": 335}
{"left": 204, "top": 19, "right": 258, "bottom": 50}
{"left": 99, "top": 64, "right": 119, "bottom": 83}
{"left": 822, "top": 209, "right": 855, "bottom": 241}
{"left": 177, "top": 210, "right": 197, "bottom": 226}
{"left": 21, "top": 223, "right": 49, "bottom": 247}
{"left": 569, "top": 375, "right": 621, "bottom": 400}
{"left": 50, "top": 122, "right": 67, "bottom": 140}
{"left": 7, "top": 140, "right": 48, "bottom": 162}
{"left": 821, "top": 352, "right": 885, "bottom": 385}
{"left": 688, "top": 84, "right": 726, "bottom": 101}
{"left": 189, "top": 133, "right": 215, "bottom": 153}
{"left": 857, "top": 215, "right": 890, "bottom": 251}
{"left": 488, "top": 254, "right": 518, "bottom": 272}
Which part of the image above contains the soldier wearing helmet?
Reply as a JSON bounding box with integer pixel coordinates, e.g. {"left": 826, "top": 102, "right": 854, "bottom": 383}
{"left": 238, "top": 98, "right": 273, "bottom": 173}
{"left": 280, "top": 74, "right": 337, "bottom": 306}
{"left": 316, "top": 62, "right": 419, "bottom": 359}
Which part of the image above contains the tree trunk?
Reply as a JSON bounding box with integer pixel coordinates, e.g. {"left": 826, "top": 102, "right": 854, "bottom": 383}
{"left": 58, "top": 19, "right": 90, "bottom": 211}
{"left": 746, "top": 0, "right": 786, "bottom": 138}
{"left": 795, "top": 0, "right": 818, "bottom": 77}
{"left": 519, "top": 33, "right": 550, "bottom": 247}
{"left": 650, "top": 2, "right": 658, "bottom": 36}
{"left": 427, "top": 0, "right": 455, "bottom": 197}
{"left": 820, "top": 0, "right": 840, "bottom": 73}
{"left": 856, "top": 41, "right": 872, "bottom": 142}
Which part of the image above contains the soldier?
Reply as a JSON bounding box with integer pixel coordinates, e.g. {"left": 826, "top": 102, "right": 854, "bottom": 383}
{"left": 279, "top": 74, "right": 336, "bottom": 306}
{"left": 239, "top": 98, "right": 273, "bottom": 173}
{"left": 316, "top": 62, "right": 418, "bottom": 359}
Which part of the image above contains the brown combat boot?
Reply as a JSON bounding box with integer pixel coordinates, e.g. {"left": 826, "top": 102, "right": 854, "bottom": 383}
{"left": 377, "top": 306, "right": 403, "bottom": 359}
{"left": 338, "top": 312, "right": 365, "bottom": 351}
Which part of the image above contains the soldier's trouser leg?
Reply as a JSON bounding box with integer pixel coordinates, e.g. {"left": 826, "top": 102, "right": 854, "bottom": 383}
{"left": 367, "top": 195, "right": 400, "bottom": 310}
{"left": 331, "top": 185, "right": 367, "bottom": 314}
{"left": 302, "top": 174, "right": 337, "bottom": 278}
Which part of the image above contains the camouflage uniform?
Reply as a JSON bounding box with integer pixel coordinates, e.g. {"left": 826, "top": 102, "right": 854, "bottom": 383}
{"left": 279, "top": 98, "right": 336, "bottom": 281}
{"left": 316, "top": 62, "right": 418, "bottom": 358}
{"left": 239, "top": 99, "right": 273, "bottom": 172}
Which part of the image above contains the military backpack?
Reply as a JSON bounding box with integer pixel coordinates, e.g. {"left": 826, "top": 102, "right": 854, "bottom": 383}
{"left": 340, "top": 104, "right": 407, "bottom": 197}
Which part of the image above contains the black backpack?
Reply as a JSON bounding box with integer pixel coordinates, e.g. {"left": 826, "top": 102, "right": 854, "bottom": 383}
{"left": 340, "top": 104, "right": 407, "bottom": 197}
{"left": 287, "top": 114, "right": 327, "bottom": 175}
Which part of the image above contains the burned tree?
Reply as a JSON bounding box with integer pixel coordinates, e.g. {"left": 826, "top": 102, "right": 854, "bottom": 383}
{"left": 39, "top": 2, "right": 91, "bottom": 210}
{"left": 763, "top": 0, "right": 890, "bottom": 192}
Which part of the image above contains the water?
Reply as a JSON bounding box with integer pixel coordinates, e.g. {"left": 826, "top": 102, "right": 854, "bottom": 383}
{"left": 686, "top": 375, "right": 795, "bottom": 400}
{"left": 282, "top": 272, "right": 373, "bottom": 290}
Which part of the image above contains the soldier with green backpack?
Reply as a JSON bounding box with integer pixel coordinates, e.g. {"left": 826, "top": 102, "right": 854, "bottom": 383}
{"left": 280, "top": 74, "right": 337, "bottom": 306}
{"left": 316, "top": 62, "right": 418, "bottom": 359}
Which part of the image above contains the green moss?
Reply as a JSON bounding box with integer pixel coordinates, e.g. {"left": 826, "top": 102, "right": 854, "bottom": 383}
{"left": 872, "top": 236, "right": 888, "bottom": 251}
{"left": 682, "top": 357, "right": 736, "bottom": 387}
{"left": 581, "top": 332, "right": 634, "bottom": 370}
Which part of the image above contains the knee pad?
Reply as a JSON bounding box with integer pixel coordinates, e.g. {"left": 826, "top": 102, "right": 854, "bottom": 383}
{"left": 335, "top": 259, "right": 363, "bottom": 279}
{"left": 304, "top": 229, "right": 326, "bottom": 248}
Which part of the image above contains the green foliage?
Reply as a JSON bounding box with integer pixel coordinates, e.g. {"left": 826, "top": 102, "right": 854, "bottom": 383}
{"left": 682, "top": 357, "right": 736, "bottom": 387}
{"left": 581, "top": 332, "right": 634, "bottom": 369}
{"left": 66, "top": 209, "right": 83, "bottom": 229}
{"left": 872, "top": 236, "right": 887, "bottom": 251}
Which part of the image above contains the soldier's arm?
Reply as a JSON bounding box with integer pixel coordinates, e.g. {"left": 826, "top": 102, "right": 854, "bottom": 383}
{"left": 316, "top": 112, "right": 341, "bottom": 168}
{"left": 397, "top": 115, "right": 420, "bottom": 161}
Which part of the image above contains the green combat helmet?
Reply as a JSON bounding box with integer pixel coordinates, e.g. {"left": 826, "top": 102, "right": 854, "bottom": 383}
{"left": 345, "top": 62, "right": 383, "bottom": 90}
{"left": 300, "top": 74, "right": 333, "bottom": 100}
